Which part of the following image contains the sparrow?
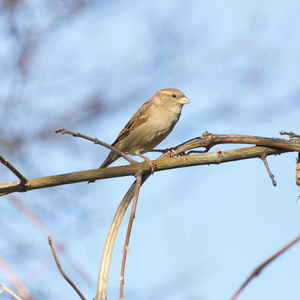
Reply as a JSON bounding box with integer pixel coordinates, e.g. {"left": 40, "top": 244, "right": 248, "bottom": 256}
{"left": 89, "top": 88, "right": 190, "bottom": 182}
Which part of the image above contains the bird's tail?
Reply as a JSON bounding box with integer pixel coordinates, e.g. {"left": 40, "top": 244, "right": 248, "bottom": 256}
{"left": 88, "top": 151, "right": 120, "bottom": 183}
{"left": 99, "top": 151, "right": 120, "bottom": 168}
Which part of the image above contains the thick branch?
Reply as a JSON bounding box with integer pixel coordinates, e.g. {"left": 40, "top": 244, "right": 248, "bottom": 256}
{"left": 0, "top": 146, "right": 297, "bottom": 196}
{"left": 1, "top": 134, "right": 299, "bottom": 196}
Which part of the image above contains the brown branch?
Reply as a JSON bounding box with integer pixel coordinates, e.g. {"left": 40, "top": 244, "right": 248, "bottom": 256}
{"left": 55, "top": 127, "right": 136, "bottom": 165}
{"left": 9, "top": 195, "right": 93, "bottom": 287}
{"left": 1, "top": 133, "right": 300, "bottom": 196}
{"left": 0, "top": 154, "right": 28, "bottom": 185}
{"left": 260, "top": 155, "right": 277, "bottom": 186}
{"left": 120, "top": 170, "right": 143, "bottom": 299}
{"left": 280, "top": 130, "right": 300, "bottom": 139}
{"left": 48, "top": 237, "right": 86, "bottom": 300}
{"left": 179, "top": 132, "right": 300, "bottom": 153}
{"left": 230, "top": 234, "right": 300, "bottom": 300}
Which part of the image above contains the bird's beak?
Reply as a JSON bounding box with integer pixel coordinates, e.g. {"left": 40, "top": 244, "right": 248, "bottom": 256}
{"left": 178, "top": 97, "right": 190, "bottom": 105}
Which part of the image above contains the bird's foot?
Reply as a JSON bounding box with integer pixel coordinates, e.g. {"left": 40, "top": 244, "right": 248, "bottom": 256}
{"left": 137, "top": 153, "right": 157, "bottom": 173}
{"left": 165, "top": 147, "right": 177, "bottom": 157}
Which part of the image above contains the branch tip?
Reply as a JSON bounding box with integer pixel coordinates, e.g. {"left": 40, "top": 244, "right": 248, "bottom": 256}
{"left": 56, "top": 128, "right": 136, "bottom": 169}
{"left": 55, "top": 127, "right": 65, "bottom": 133}
{"left": 48, "top": 236, "right": 86, "bottom": 300}
{"left": 230, "top": 235, "right": 300, "bottom": 300}
{"left": 280, "top": 130, "right": 300, "bottom": 139}
{"left": 0, "top": 155, "right": 28, "bottom": 187}
{"left": 260, "top": 155, "right": 277, "bottom": 186}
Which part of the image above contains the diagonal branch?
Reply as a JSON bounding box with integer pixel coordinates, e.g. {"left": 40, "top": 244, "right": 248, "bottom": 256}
{"left": 0, "top": 154, "right": 28, "bottom": 185}
{"left": 0, "top": 283, "right": 23, "bottom": 300}
{"left": 9, "top": 195, "right": 93, "bottom": 287}
{"left": 260, "top": 155, "right": 277, "bottom": 186}
{"left": 0, "top": 253, "right": 33, "bottom": 300}
{"left": 55, "top": 127, "right": 136, "bottom": 165}
{"left": 48, "top": 237, "right": 86, "bottom": 300}
{"left": 230, "top": 234, "right": 300, "bottom": 300}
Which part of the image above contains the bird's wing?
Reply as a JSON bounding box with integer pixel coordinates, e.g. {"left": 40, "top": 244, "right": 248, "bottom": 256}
{"left": 112, "top": 100, "right": 151, "bottom": 146}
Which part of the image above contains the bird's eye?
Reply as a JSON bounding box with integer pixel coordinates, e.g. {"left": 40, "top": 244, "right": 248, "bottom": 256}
{"left": 172, "top": 94, "right": 176, "bottom": 98}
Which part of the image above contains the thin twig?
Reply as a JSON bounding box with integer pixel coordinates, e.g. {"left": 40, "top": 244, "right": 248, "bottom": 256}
{"left": 280, "top": 131, "right": 300, "bottom": 139}
{"left": 9, "top": 196, "right": 93, "bottom": 287}
{"left": 0, "top": 145, "right": 298, "bottom": 196}
{"left": 0, "top": 283, "right": 23, "bottom": 300}
{"left": 0, "top": 254, "right": 33, "bottom": 299}
{"left": 48, "top": 237, "right": 86, "bottom": 300}
{"left": 119, "top": 170, "right": 143, "bottom": 299}
{"left": 55, "top": 127, "right": 136, "bottom": 165}
{"left": 230, "top": 234, "right": 300, "bottom": 300}
{"left": 296, "top": 153, "right": 300, "bottom": 188}
{"left": 0, "top": 155, "right": 28, "bottom": 185}
{"left": 260, "top": 155, "right": 277, "bottom": 186}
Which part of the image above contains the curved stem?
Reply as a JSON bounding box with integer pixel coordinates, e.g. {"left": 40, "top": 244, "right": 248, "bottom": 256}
{"left": 95, "top": 174, "right": 149, "bottom": 300}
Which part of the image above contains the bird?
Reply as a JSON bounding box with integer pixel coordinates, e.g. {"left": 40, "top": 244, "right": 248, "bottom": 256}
{"left": 89, "top": 88, "right": 190, "bottom": 182}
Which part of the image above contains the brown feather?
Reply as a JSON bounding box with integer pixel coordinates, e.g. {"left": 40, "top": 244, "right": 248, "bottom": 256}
{"left": 112, "top": 100, "right": 151, "bottom": 146}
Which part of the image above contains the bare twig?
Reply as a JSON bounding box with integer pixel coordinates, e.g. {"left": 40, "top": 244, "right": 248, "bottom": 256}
{"left": 55, "top": 127, "right": 136, "bottom": 165}
{"left": 260, "top": 155, "right": 277, "bottom": 186}
{"left": 296, "top": 153, "right": 300, "bottom": 188}
{"left": 0, "top": 154, "right": 28, "bottom": 185}
{"left": 280, "top": 131, "right": 300, "bottom": 139}
{"left": 0, "top": 283, "right": 23, "bottom": 300}
{"left": 230, "top": 234, "right": 300, "bottom": 300}
{"left": 0, "top": 254, "right": 33, "bottom": 299}
{"left": 9, "top": 196, "right": 93, "bottom": 287}
{"left": 120, "top": 170, "right": 143, "bottom": 299}
{"left": 48, "top": 237, "right": 86, "bottom": 300}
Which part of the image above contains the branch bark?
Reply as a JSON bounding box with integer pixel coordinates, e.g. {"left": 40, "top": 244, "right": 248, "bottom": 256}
{"left": 1, "top": 133, "right": 299, "bottom": 196}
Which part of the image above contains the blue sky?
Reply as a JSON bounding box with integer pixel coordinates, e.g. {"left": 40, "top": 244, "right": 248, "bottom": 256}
{"left": 1, "top": 1, "right": 300, "bottom": 299}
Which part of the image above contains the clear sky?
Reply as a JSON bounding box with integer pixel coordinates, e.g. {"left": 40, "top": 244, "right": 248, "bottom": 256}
{"left": 1, "top": 1, "right": 300, "bottom": 299}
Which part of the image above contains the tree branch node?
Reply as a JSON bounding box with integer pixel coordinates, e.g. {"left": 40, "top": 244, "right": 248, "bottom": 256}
{"left": 280, "top": 130, "right": 300, "bottom": 139}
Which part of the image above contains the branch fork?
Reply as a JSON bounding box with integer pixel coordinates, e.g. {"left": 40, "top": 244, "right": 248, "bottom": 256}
{"left": 2, "top": 129, "right": 300, "bottom": 300}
